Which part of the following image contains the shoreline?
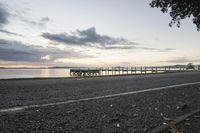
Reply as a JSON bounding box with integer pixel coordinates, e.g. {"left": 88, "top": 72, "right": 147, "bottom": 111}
{"left": 0, "top": 71, "right": 197, "bottom": 81}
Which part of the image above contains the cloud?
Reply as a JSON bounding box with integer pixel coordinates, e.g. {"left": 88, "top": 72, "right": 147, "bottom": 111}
{"left": 161, "top": 57, "right": 198, "bottom": 64}
{"left": 0, "top": 3, "right": 9, "bottom": 27}
{"left": 41, "top": 17, "right": 50, "bottom": 22}
{"left": 0, "top": 2, "right": 50, "bottom": 29}
{"left": 0, "top": 39, "right": 92, "bottom": 62}
{"left": 0, "top": 29, "right": 23, "bottom": 37}
{"left": 42, "top": 27, "right": 138, "bottom": 49}
{"left": 139, "top": 47, "right": 175, "bottom": 52}
{"left": 10, "top": 7, "right": 51, "bottom": 28}
{"left": 0, "top": 39, "right": 42, "bottom": 62}
{"left": 162, "top": 48, "right": 175, "bottom": 51}
{"left": 101, "top": 46, "right": 174, "bottom": 51}
{"left": 100, "top": 46, "right": 136, "bottom": 50}
{"left": 42, "top": 27, "right": 175, "bottom": 51}
{"left": 18, "top": 16, "right": 51, "bottom": 27}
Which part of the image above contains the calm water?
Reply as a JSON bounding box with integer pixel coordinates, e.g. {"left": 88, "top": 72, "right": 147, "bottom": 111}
{"left": 0, "top": 69, "right": 70, "bottom": 79}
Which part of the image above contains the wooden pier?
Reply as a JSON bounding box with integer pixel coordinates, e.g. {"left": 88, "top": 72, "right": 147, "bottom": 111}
{"left": 70, "top": 66, "right": 187, "bottom": 77}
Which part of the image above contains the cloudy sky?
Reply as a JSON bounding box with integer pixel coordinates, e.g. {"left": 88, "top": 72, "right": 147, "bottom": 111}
{"left": 0, "top": 0, "right": 199, "bottom": 67}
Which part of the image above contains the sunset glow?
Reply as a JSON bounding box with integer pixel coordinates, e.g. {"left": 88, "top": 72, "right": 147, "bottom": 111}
{"left": 0, "top": 0, "right": 199, "bottom": 67}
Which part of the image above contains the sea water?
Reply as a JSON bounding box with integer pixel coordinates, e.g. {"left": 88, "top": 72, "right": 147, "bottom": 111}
{"left": 0, "top": 68, "right": 70, "bottom": 79}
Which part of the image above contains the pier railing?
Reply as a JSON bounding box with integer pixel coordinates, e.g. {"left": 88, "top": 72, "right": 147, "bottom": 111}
{"left": 70, "top": 66, "right": 189, "bottom": 77}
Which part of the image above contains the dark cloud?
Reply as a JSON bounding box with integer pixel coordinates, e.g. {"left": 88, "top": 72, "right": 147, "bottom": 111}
{"left": 0, "top": 39, "right": 92, "bottom": 62}
{"left": 42, "top": 27, "right": 175, "bottom": 51}
{"left": 42, "top": 27, "right": 138, "bottom": 49}
{"left": 0, "top": 3, "right": 9, "bottom": 27}
{"left": 0, "top": 39, "right": 41, "bottom": 62}
{"left": 41, "top": 17, "right": 50, "bottom": 22}
{"left": 0, "top": 29, "right": 23, "bottom": 37}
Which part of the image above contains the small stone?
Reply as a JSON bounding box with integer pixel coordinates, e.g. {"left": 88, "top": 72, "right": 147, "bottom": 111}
{"left": 132, "top": 105, "right": 137, "bottom": 108}
{"left": 18, "top": 128, "right": 23, "bottom": 131}
{"left": 116, "top": 123, "right": 120, "bottom": 127}
{"left": 166, "top": 105, "right": 170, "bottom": 108}
{"left": 163, "top": 122, "right": 168, "bottom": 125}
{"left": 176, "top": 106, "right": 180, "bottom": 110}
{"left": 67, "top": 110, "right": 73, "bottom": 114}
{"left": 110, "top": 104, "right": 113, "bottom": 107}
{"left": 143, "top": 128, "right": 147, "bottom": 132}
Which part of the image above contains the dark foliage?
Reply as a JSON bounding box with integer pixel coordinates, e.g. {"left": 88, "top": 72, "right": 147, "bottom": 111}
{"left": 150, "top": 0, "right": 200, "bottom": 31}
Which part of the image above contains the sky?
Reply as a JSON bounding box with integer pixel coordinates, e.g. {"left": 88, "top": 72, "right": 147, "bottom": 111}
{"left": 0, "top": 0, "right": 199, "bottom": 67}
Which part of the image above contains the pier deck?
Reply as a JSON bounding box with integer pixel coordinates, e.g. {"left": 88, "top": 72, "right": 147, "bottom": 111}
{"left": 70, "top": 66, "right": 188, "bottom": 77}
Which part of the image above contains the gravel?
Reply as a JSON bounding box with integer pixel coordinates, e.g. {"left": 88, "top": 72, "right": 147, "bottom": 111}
{"left": 0, "top": 84, "right": 200, "bottom": 133}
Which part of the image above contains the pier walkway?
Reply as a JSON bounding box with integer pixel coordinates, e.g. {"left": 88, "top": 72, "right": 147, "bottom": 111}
{"left": 70, "top": 66, "right": 188, "bottom": 77}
